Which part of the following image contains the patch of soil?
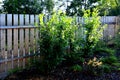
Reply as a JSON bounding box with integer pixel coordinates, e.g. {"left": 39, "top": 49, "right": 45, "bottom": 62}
{"left": 4, "top": 66, "right": 120, "bottom": 80}
{"left": 4, "top": 49, "right": 120, "bottom": 80}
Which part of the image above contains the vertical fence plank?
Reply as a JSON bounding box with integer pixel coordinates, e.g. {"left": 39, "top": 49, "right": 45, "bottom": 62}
{"left": 19, "top": 14, "right": 24, "bottom": 26}
{"left": 30, "top": 15, "right": 34, "bottom": 25}
{"left": 19, "top": 28, "right": 24, "bottom": 57}
{"left": 13, "top": 29, "right": 18, "bottom": 69}
{"left": 13, "top": 29, "right": 18, "bottom": 58}
{"left": 0, "top": 29, "right": 5, "bottom": 60}
{"left": 25, "top": 29, "right": 29, "bottom": 55}
{"left": 7, "top": 29, "right": 12, "bottom": 70}
{"left": 108, "top": 24, "right": 115, "bottom": 39}
{"left": 7, "top": 29, "right": 12, "bottom": 59}
{"left": 7, "top": 14, "right": 12, "bottom": 26}
{"left": 0, "top": 29, "right": 6, "bottom": 73}
{"left": 19, "top": 28, "right": 24, "bottom": 68}
{"left": 35, "top": 28, "right": 39, "bottom": 53}
{"left": 115, "top": 17, "right": 119, "bottom": 35}
{"left": 0, "top": 14, "right": 6, "bottom": 26}
{"left": 24, "top": 28, "right": 29, "bottom": 68}
{"left": 25, "top": 14, "right": 29, "bottom": 25}
{"left": 30, "top": 28, "right": 34, "bottom": 54}
{"left": 0, "top": 62, "right": 5, "bottom": 73}
{"left": 35, "top": 15, "right": 39, "bottom": 26}
{"left": 13, "top": 14, "right": 18, "bottom": 26}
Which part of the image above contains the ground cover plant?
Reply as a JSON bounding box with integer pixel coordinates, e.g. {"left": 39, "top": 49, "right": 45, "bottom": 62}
{"left": 4, "top": 9, "right": 120, "bottom": 80}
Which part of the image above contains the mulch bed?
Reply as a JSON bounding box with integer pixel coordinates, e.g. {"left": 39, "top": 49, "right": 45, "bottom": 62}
{"left": 4, "top": 66, "right": 120, "bottom": 80}
{"left": 4, "top": 49, "right": 120, "bottom": 80}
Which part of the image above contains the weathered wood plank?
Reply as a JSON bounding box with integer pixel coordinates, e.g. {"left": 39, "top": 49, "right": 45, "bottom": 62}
{"left": 19, "top": 28, "right": 24, "bottom": 57}
{"left": 7, "top": 14, "right": 12, "bottom": 26}
{"left": 19, "top": 14, "right": 24, "bottom": 26}
{"left": 7, "top": 29, "right": 12, "bottom": 59}
{"left": 7, "top": 61, "right": 12, "bottom": 71}
{"left": 25, "top": 29, "right": 29, "bottom": 56}
{"left": 13, "top": 60, "right": 18, "bottom": 69}
{"left": 0, "top": 29, "right": 5, "bottom": 60}
{"left": 25, "top": 15, "right": 29, "bottom": 25}
{"left": 0, "top": 63, "right": 5, "bottom": 73}
{"left": 30, "top": 29, "right": 34, "bottom": 54}
{"left": 30, "top": 15, "right": 34, "bottom": 25}
{"left": 13, "top": 14, "right": 18, "bottom": 26}
{"left": 13, "top": 29, "right": 18, "bottom": 58}
{"left": 35, "top": 15, "right": 39, "bottom": 26}
{"left": 35, "top": 28, "right": 39, "bottom": 53}
{"left": 0, "top": 14, "right": 6, "bottom": 26}
{"left": 108, "top": 24, "right": 115, "bottom": 39}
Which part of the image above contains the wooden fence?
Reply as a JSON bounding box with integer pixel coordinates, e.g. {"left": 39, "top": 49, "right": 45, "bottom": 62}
{"left": 0, "top": 14, "right": 120, "bottom": 78}
{"left": 0, "top": 27, "right": 39, "bottom": 78}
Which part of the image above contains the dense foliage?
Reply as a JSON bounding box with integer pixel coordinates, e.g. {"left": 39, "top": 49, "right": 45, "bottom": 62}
{"left": 36, "top": 8, "right": 109, "bottom": 74}
{"left": 66, "top": 0, "right": 120, "bottom": 16}
{"left": 1, "top": 0, "right": 54, "bottom": 14}
{"left": 38, "top": 11, "right": 77, "bottom": 72}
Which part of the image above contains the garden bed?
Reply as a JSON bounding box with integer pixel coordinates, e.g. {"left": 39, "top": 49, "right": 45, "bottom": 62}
{"left": 4, "top": 65, "right": 120, "bottom": 80}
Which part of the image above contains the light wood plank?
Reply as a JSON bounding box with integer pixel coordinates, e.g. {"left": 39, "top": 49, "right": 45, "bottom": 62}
{"left": 19, "top": 28, "right": 24, "bottom": 57}
{"left": 0, "top": 62, "right": 5, "bottom": 73}
{"left": 7, "top": 29, "right": 12, "bottom": 59}
{"left": 25, "top": 29, "right": 29, "bottom": 56}
{"left": 0, "top": 14, "right": 6, "bottom": 26}
{"left": 108, "top": 24, "right": 115, "bottom": 39}
{"left": 35, "top": 28, "right": 39, "bottom": 53}
{"left": 30, "top": 28, "right": 34, "bottom": 54}
{"left": 19, "top": 14, "right": 24, "bottom": 25}
{"left": 7, "top": 61, "right": 12, "bottom": 71}
{"left": 19, "top": 59, "right": 23, "bottom": 68}
{"left": 25, "top": 14, "right": 29, "bottom": 25}
{"left": 35, "top": 15, "right": 39, "bottom": 26}
{"left": 13, "top": 14, "right": 18, "bottom": 26}
{"left": 103, "top": 25, "right": 108, "bottom": 40}
{"left": 7, "top": 14, "right": 12, "bottom": 26}
{"left": 30, "top": 15, "right": 34, "bottom": 25}
{"left": 13, "top": 29, "right": 18, "bottom": 58}
{"left": 13, "top": 60, "right": 18, "bottom": 69}
{"left": 0, "top": 29, "right": 5, "bottom": 60}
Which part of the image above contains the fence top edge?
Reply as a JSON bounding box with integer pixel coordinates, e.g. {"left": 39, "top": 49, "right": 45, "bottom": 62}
{"left": 0, "top": 14, "right": 118, "bottom": 17}
{"left": 0, "top": 26, "right": 38, "bottom": 29}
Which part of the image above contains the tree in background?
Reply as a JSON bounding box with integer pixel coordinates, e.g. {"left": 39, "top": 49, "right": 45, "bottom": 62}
{"left": 66, "top": 0, "right": 120, "bottom": 16}
{"left": 98, "top": 0, "right": 120, "bottom": 16}
{"left": 44, "top": 0, "right": 54, "bottom": 13}
{"left": 2, "top": 0, "right": 54, "bottom": 14}
{"left": 108, "top": 0, "right": 120, "bottom": 16}
{"left": 66, "top": 0, "right": 101, "bottom": 16}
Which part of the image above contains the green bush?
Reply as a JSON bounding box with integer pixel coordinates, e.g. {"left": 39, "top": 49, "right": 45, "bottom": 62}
{"left": 101, "top": 64, "right": 111, "bottom": 73}
{"left": 101, "top": 56, "right": 118, "bottom": 64}
{"left": 70, "top": 64, "right": 82, "bottom": 72}
{"left": 114, "top": 28, "right": 120, "bottom": 49}
{"left": 80, "top": 8, "right": 106, "bottom": 57}
{"left": 38, "top": 11, "right": 77, "bottom": 73}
